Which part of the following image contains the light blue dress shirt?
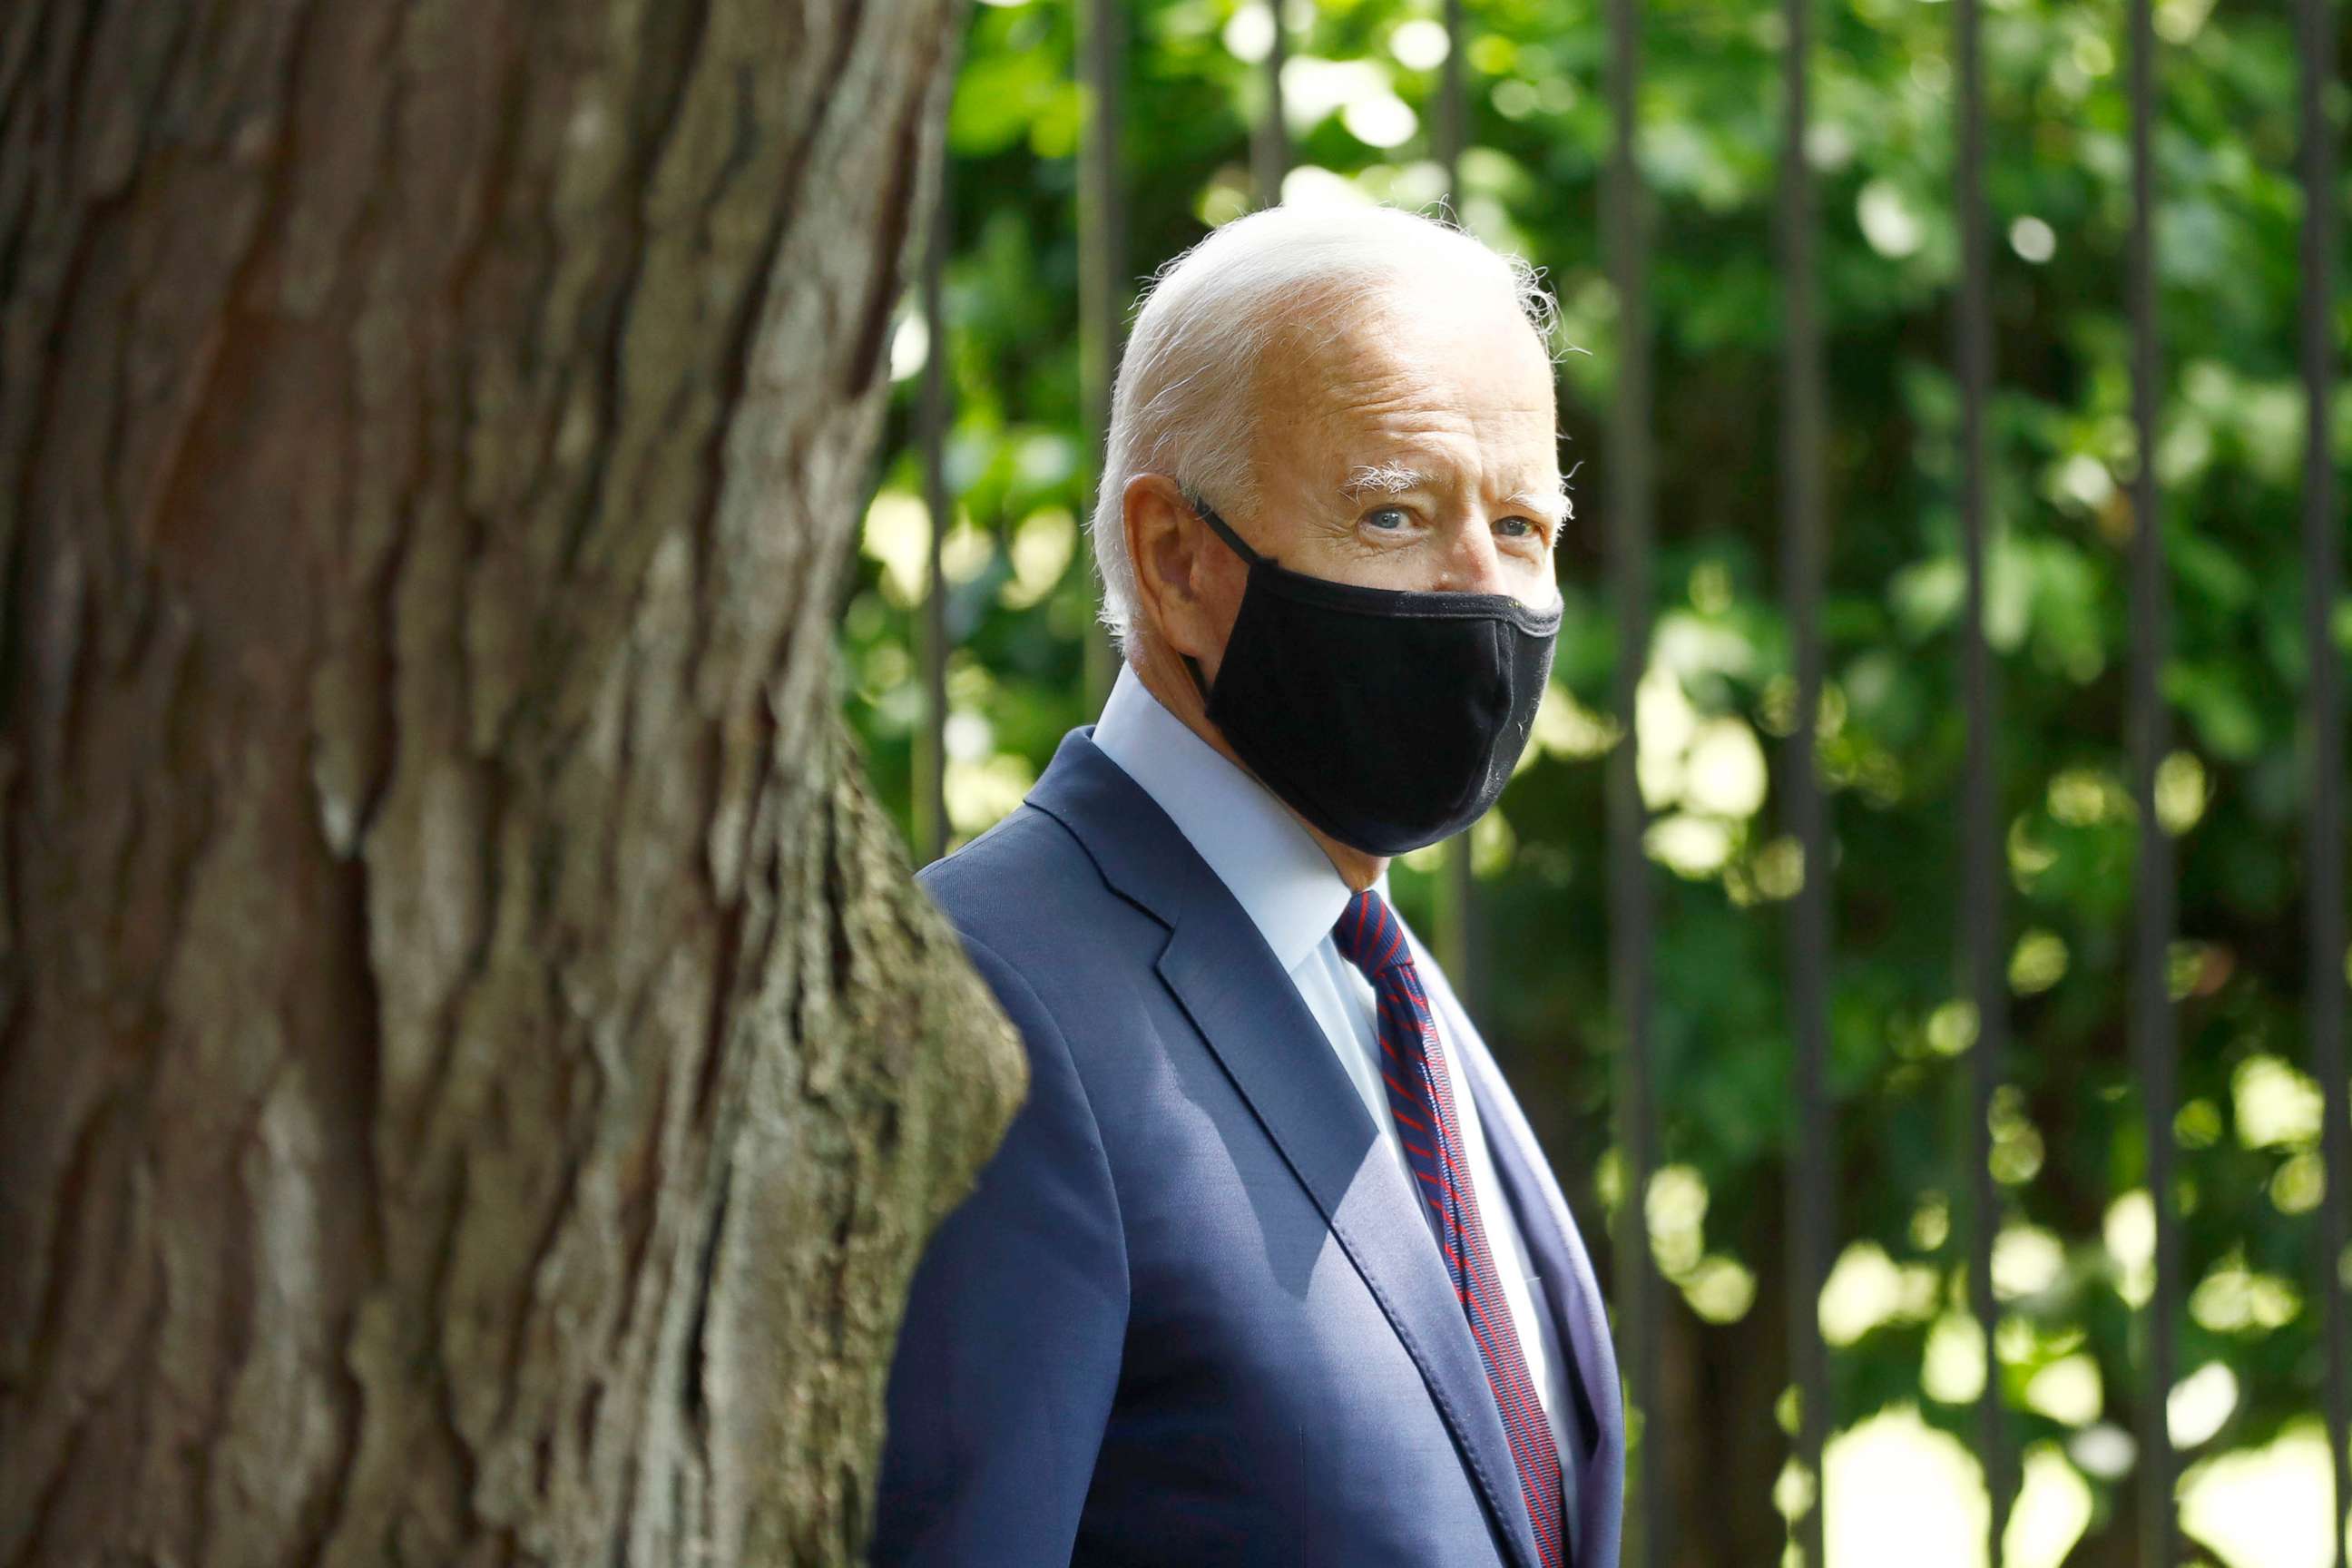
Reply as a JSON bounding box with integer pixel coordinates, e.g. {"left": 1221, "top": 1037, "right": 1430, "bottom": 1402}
{"left": 1091, "top": 662, "right": 1575, "bottom": 1470}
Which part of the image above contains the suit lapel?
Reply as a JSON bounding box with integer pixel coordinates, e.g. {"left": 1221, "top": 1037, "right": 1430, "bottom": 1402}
{"left": 1156, "top": 919, "right": 1547, "bottom": 1568}
{"left": 1027, "top": 732, "right": 1546, "bottom": 1568}
{"left": 1415, "top": 943, "right": 1626, "bottom": 1568}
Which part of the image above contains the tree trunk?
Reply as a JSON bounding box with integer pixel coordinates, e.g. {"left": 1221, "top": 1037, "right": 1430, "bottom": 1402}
{"left": 0, "top": 1, "right": 1024, "bottom": 1563}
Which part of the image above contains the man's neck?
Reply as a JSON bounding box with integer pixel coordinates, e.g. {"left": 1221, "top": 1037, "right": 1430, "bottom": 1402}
{"left": 1124, "top": 638, "right": 1388, "bottom": 895}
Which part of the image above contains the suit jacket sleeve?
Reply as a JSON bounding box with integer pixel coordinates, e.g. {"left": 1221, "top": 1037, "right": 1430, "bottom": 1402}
{"left": 870, "top": 930, "right": 1131, "bottom": 1565}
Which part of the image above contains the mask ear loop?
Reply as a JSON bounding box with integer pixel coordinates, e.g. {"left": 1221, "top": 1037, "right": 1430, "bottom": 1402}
{"left": 1188, "top": 496, "right": 1268, "bottom": 566}
{"left": 1177, "top": 495, "right": 1262, "bottom": 702}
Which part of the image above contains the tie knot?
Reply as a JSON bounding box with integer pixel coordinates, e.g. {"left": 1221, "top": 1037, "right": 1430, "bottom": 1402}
{"left": 1332, "top": 888, "right": 1412, "bottom": 978}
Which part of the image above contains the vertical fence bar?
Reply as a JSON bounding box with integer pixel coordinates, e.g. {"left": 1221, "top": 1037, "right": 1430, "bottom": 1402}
{"left": 1776, "top": 0, "right": 1832, "bottom": 1561}
{"left": 1078, "top": 0, "right": 1126, "bottom": 707}
{"left": 1435, "top": 0, "right": 1477, "bottom": 1008}
{"left": 1953, "top": 0, "right": 2010, "bottom": 1556}
{"left": 1253, "top": 0, "right": 1289, "bottom": 208}
{"left": 915, "top": 153, "right": 953, "bottom": 866}
{"left": 2298, "top": 0, "right": 2347, "bottom": 1555}
{"left": 2124, "top": 1, "right": 2179, "bottom": 1560}
{"left": 1437, "top": 0, "right": 1466, "bottom": 202}
{"left": 1602, "top": 0, "right": 1661, "bottom": 1562}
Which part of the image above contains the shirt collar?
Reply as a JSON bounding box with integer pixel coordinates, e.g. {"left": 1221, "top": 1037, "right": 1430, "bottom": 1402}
{"left": 1090, "top": 662, "right": 1367, "bottom": 974}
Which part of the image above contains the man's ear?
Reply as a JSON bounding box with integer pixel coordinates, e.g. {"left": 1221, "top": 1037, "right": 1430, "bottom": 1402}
{"left": 1123, "top": 473, "right": 1225, "bottom": 662}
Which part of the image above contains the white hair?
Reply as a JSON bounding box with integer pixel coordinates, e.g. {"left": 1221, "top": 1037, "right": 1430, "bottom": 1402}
{"left": 1087, "top": 203, "right": 1563, "bottom": 649}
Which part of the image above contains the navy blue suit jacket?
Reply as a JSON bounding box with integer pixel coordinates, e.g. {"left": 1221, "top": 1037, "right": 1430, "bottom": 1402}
{"left": 873, "top": 729, "right": 1624, "bottom": 1567}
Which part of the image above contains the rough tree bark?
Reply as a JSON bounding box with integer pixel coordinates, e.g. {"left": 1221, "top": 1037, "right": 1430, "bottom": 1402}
{"left": 0, "top": 0, "right": 1025, "bottom": 1563}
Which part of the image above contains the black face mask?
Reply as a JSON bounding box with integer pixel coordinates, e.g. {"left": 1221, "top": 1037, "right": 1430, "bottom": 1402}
{"left": 1181, "top": 498, "right": 1561, "bottom": 857}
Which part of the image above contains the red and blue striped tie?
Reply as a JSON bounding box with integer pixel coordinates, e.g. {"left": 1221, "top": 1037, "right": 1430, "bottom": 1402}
{"left": 1333, "top": 887, "right": 1566, "bottom": 1568}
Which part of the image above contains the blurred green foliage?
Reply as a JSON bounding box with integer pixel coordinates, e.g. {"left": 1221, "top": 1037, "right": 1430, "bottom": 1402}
{"left": 838, "top": 0, "right": 2349, "bottom": 1555}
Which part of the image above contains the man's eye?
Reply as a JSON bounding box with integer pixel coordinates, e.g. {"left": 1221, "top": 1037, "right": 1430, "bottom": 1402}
{"left": 1495, "top": 515, "right": 1541, "bottom": 540}
{"left": 1366, "top": 507, "right": 1410, "bottom": 531}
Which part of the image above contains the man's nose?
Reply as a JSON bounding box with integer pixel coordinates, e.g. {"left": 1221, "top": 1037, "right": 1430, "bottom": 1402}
{"left": 1430, "top": 514, "right": 1511, "bottom": 595}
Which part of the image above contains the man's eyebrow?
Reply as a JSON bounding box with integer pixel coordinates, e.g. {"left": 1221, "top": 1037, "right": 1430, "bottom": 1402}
{"left": 1504, "top": 478, "right": 1574, "bottom": 527}
{"left": 1338, "top": 462, "right": 1574, "bottom": 527}
{"left": 1338, "top": 462, "right": 1434, "bottom": 503}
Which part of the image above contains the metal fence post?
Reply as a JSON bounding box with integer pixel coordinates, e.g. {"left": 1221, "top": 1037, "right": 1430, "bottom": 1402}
{"left": 2296, "top": 0, "right": 2348, "bottom": 1555}
{"left": 1778, "top": 0, "right": 1833, "bottom": 1558}
{"left": 915, "top": 149, "right": 953, "bottom": 867}
{"left": 1078, "top": 0, "right": 1127, "bottom": 708}
{"left": 1254, "top": 0, "right": 1289, "bottom": 207}
{"left": 1603, "top": 0, "right": 1663, "bottom": 1560}
{"left": 1954, "top": 0, "right": 2011, "bottom": 1555}
{"left": 2123, "top": 2, "right": 2179, "bottom": 1559}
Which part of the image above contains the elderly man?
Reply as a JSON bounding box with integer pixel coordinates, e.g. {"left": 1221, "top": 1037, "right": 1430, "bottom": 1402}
{"left": 872, "top": 204, "right": 1623, "bottom": 1568}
